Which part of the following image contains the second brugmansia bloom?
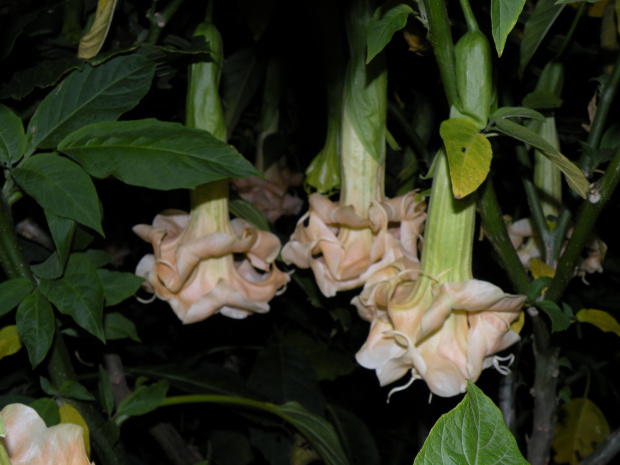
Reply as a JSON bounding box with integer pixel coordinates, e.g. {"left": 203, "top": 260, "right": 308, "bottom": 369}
{"left": 282, "top": 0, "right": 426, "bottom": 297}
{"left": 133, "top": 16, "right": 288, "bottom": 323}
{"left": 355, "top": 151, "right": 526, "bottom": 397}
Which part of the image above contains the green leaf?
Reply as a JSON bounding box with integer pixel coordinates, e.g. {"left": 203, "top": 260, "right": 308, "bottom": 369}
{"left": 58, "top": 119, "right": 261, "bottom": 190}
{"left": 45, "top": 211, "right": 77, "bottom": 269}
{"left": 78, "top": 0, "right": 119, "bottom": 59}
{"left": 16, "top": 292, "right": 55, "bottom": 367}
{"left": 78, "top": 250, "right": 112, "bottom": 268}
{"left": 491, "top": 0, "right": 526, "bottom": 57}
{"left": 12, "top": 153, "right": 103, "bottom": 235}
{"left": 0, "top": 104, "right": 26, "bottom": 166}
{"left": 115, "top": 380, "right": 169, "bottom": 424}
{"left": 247, "top": 343, "right": 325, "bottom": 417}
{"left": 229, "top": 197, "right": 271, "bottom": 231}
{"left": 98, "top": 365, "right": 115, "bottom": 416}
{"left": 576, "top": 309, "right": 620, "bottom": 337}
{"left": 39, "top": 376, "right": 58, "bottom": 396}
{"left": 103, "top": 313, "right": 141, "bottom": 342}
{"left": 98, "top": 269, "right": 144, "bottom": 306}
{"left": 366, "top": 1, "right": 415, "bottom": 64}
{"left": 526, "top": 276, "right": 553, "bottom": 303}
{"left": 495, "top": 118, "right": 589, "bottom": 198}
{"left": 490, "top": 106, "right": 546, "bottom": 123}
{"left": 29, "top": 398, "right": 61, "bottom": 427}
{"left": 0, "top": 279, "right": 34, "bottom": 318}
{"left": 0, "top": 325, "right": 22, "bottom": 360}
{"left": 0, "top": 58, "right": 84, "bottom": 101}
{"left": 32, "top": 252, "right": 64, "bottom": 280}
{"left": 221, "top": 47, "right": 266, "bottom": 135}
{"left": 414, "top": 381, "right": 528, "bottom": 465}
{"left": 440, "top": 117, "right": 493, "bottom": 199}
{"left": 327, "top": 405, "right": 380, "bottom": 465}
{"left": 553, "top": 398, "right": 610, "bottom": 465}
{"left": 40, "top": 254, "right": 105, "bottom": 341}
{"left": 59, "top": 380, "right": 96, "bottom": 401}
{"left": 275, "top": 402, "right": 350, "bottom": 465}
{"left": 25, "top": 54, "right": 155, "bottom": 152}
{"left": 519, "top": 0, "right": 566, "bottom": 76}
{"left": 344, "top": 0, "right": 388, "bottom": 164}
{"left": 522, "top": 90, "right": 563, "bottom": 110}
{"left": 539, "top": 300, "right": 573, "bottom": 332}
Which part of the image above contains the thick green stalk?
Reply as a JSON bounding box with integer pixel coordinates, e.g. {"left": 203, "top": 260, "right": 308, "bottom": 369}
{"left": 0, "top": 195, "right": 32, "bottom": 280}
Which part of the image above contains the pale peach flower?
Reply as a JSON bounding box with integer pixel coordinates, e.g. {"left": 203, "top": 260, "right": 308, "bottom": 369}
{"left": 134, "top": 181, "right": 289, "bottom": 324}
{"left": 1, "top": 403, "right": 93, "bottom": 465}
{"left": 355, "top": 151, "right": 525, "bottom": 397}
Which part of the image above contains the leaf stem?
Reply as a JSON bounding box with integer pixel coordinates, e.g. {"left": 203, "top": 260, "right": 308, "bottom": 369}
{"left": 554, "top": 2, "right": 585, "bottom": 61}
{"left": 422, "top": 0, "right": 460, "bottom": 109}
{"left": 587, "top": 51, "right": 620, "bottom": 151}
{"left": 0, "top": 194, "right": 33, "bottom": 281}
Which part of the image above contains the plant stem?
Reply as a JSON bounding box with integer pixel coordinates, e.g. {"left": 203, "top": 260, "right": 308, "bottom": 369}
{"left": 554, "top": 2, "right": 585, "bottom": 61}
{"left": 144, "top": 0, "right": 185, "bottom": 45}
{"left": 545, "top": 147, "right": 620, "bottom": 303}
{"left": 0, "top": 194, "right": 32, "bottom": 281}
{"left": 579, "top": 428, "right": 620, "bottom": 465}
{"left": 478, "top": 179, "right": 530, "bottom": 295}
{"left": 422, "top": 0, "right": 460, "bottom": 109}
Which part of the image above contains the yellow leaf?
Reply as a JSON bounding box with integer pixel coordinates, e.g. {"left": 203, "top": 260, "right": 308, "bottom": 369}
{"left": 440, "top": 117, "right": 493, "bottom": 199}
{"left": 509, "top": 310, "right": 525, "bottom": 335}
{"left": 576, "top": 309, "right": 620, "bottom": 337}
{"left": 530, "top": 257, "right": 556, "bottom": 279}
{"left": 0, "top": 325, "right": 22, "bottom": 361}
{"left": 553, "top": 398, "right": 609, "bottom": 465}
{"left": 78, "top": 0, "right": 119, "bottom": 59}
{"left": 58, "top": 402, "right": 91, "bottom": 458}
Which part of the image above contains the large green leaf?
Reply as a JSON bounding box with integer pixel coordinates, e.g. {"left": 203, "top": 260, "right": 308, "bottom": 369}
{"left": 519, "top": 0, "right": 566, "bottom": 76}
{"left": 275, "top": 402, "right": 349, "bottom": 465}
{"left": 344, "top": 0, "right": 387, "bottom": 164}
{"left": 103, "top": 313, "right": 141, "bottom": 342}
{"left": 115, "top": 380, "right": 169, "bottom": 425}
{"left": 221, "top": 47, "right": 267, "bottom": 136}
{"left": 40, "top": 254, "right": 105, "bottom": 341}
{"left": 0, "top": 59, "right": 84, "bottom": 101}
{"left": 414, "top": 381, "right": 528, "bottom": 465}
{"left": 229, "top": 197, "right": 271, "bottom": 231}
{"left": 12, "top": 153, "right": 103, "bottom": 235}
{"left": 247, "top": 343, "right": 325, "bottom": 417}
{"left": 576, "top": 309, "right": 620, "bottom": 337}
{"left": 58, "top": 380, "right": 97, "bottom": 401}
{"left": 495, "top": 118, "right": 588, "bottom": 198}
{"left": 539, "top": 300, "right": 573, "bottom": 333}
{"left": 491, "top": 0, "right": 526, "bottom": 57}
{"left": 45, "top": 211, "right": 76, "bottom": 270}
{"left": 367, "top": 1, "right": 415, "bottom": 64}
{"left": 0, "top": 279, "right": 34, "bottom": 318}
{"left": 327, "top": 404, "right": 380, "bottom": 465}
{"left": 25, "top": 54, "right": 155, "bottom": 152}
{"left": 440, "top": 117, "right": 493, "bottom": 199}
{"left": 58, "top": 119, "right": 261, "bottom": 190}
{"left": 0, "top": 104, "right": 26, "bottom": 166}
{"left": 97, "top": 269, "right": 144, "bottom": 306}
{"left": 15, "top": 292, "right": 55, "bottom": 368}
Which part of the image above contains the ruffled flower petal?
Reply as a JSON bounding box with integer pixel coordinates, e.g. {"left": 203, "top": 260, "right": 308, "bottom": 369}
{"left": 1, "top": 403, "right": 93, "bottom": 465}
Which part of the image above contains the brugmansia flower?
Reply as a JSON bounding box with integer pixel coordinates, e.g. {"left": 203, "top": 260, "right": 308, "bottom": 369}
{"left": 0, "top": 403, "right": 93, "bottom": 465}
{"left": 134, "top": 18, "right": 288, "bottom": 323}
{"left": 355, "top": 151, "right": 525, "bottom": 397}
{"left": 282, "top": 0, "right": 426, "bottom": 297}
{"left": 134, "top": 181, "right": 290, "bottom": 324}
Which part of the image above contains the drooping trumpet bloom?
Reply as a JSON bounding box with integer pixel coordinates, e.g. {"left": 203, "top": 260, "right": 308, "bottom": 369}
{"left": 355, "top": 151, "right": 525, "bottom": 397}
{"left": 282, "top": 0, "right": 426, "bottom": 297}
{"left": 133, "top": 18, "right": 289, "bottom": 323}
{"left": 1, "top": 404, "right": 93, "bottom": 465}
{"left": 134, "top": 181, "right": 290, "bottom": 323}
